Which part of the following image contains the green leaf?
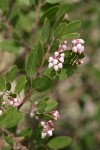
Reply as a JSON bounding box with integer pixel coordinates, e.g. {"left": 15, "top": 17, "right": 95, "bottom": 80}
{"left": 77, "top": 53, "right": 85, "bottom": 59}
{"left": 15, "top": 76, "right": 27, "bottom": 94}
{"left": 52, "top": 12, "right": 65, "bottom": 30}
{"left": 65, "top": 20, "right": 81, "bottom": 34}
{"left": 45, "top": 100, "right": 58, "bottom": 111}
{"left": 37, "top": 100, "right": 47, "bottom": 113}
{"left": 0, "top": 75, "right": 6, "bottom": 92}
{"left": 67, "top": 64, "right": 77, "bottom": 77}
{"left": 41, "top": 6, "right": 59, "bottom": 22}
{"left": 53, "top": 22, "right": 67, "bottom": 38}
{"left": 32, "top": 75, "right": 52, "bottom": 92}
{"left": 18, "top": 128, "right": 33, "bottom": 140}
{"left": 0, "top": 40, "right": 20, "bottom": 53}
{"left": 38, "top": 41, "right": 44, "bottom": 66}
{"left": 0, "top": 108, "right": 23, "bottom": 128}
{"left": 46, "top": 0, "right": 60, "bottom": 4}
{"left": 25, "top": 45, "right": 38, "bottom": 76}
{"left": 47, "top": 136, "right": 72, "bottom": 149}
{"left": 57, "top": 69, "right": 67, "bottom": 80}
{"left": 41, "top": 18, "right": 50, "bottom": 43}
{"left": 37, "top": 113, "right": 53, "bottom": 120}
{"left": 7, "top": 65, "right": 17, "bottom": 82}
{"left": 63, "top": 33, "right": 80, "bottom": 39}
{"left": 6, "top": 82, "right": 11, "bottom": 91}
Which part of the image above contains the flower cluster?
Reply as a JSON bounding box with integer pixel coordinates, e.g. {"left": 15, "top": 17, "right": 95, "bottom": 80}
{"left": 51, "top": 110, "right": 60, "bottom": 120}
{"left": 41, "top": 110, "right": 59, "bottom": 138}
{"left": 48, "top": 40, "right": 68, "bottom": 71}
{"left": 41, "top": 120, "right": 54, "bottom": 138}
{"left": 72, "top": 39, "right": 85, "bottom": 54}
{"left": 8, "top": 97, "right": 21, "bottom": 107}
{"left": 48, "top": 38, "right": 85, "bottom": 71}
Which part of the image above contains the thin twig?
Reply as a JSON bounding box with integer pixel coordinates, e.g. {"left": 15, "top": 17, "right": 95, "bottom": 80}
{"left": 17, "top": 86, "right": 33, "bottom": 110}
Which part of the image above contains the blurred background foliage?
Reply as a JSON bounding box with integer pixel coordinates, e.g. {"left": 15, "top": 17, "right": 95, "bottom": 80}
{"left": 0, "top": 0, "right": 100, "bottom": 150}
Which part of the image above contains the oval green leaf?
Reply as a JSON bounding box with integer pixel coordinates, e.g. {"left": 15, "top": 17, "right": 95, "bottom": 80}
{"left": 47, "top": 136, "right": 72, "bottom": 149}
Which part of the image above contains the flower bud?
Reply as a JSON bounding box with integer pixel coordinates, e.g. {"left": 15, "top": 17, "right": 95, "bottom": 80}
{"left": 59, "top": 57, "right": 64, "bottom": 63}
{"left": 63, "top": 40, "right": 67, "bottom": 44}
{"left": 53, "top": 59, "right": 58, "bottom": 65}
{"left": 72, "top": 46, "right": 77, "bottom": 53}
{"left": 54, "top": 65, "right": 59, "bottom": 71}
{"left": 41, "top": 132, "right": 47, "bottom": 139}
{"left": 77, "top": 44, "right": 82, "bottom": 50}
{"left": 30, "top": 112, "right": 34, "bottom": 118}
{"left": 2, "top": 101, "right": 6, "bottom": 105}
{"left": 78, "top": 39, "right": 85, "bottom": 44}
{"left": 10, "top": 101, "right": 13, "bottom": 106}
{"left": 62, "top": 44, "right": 67, "bottom": 50}
{"left": 60, "top": 53, "right": 65, "bottom": 57}
{"left": 41, "top": 121, "right": 45, "bottom": 126}
{"left": 58, "top": 63, "right": 63, "bottom": 69}
{"left": 14, "top": 98, "right": 18, "bottom": 103}
{"left": 54, "top": 51, "right": 59, "bottom": 57}
{"left": 48, "top": 63, "right": 53, "bottom": 68}
{"left": 48, "top": 130, "right": 53, "bottom": 136}
{"left": 72, "top": 39, "right": 77, "bottom": 45}
{"left": 49, "top": 57, "right": 53, "bottom": 62}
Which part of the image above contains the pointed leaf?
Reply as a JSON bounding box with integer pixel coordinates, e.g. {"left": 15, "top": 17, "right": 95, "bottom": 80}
{"left": 41, "top": 6, "right": 59, "bottom": 22}
{"left": 52, "top": 12, "right": 65, "bottom": 30}
{"left": 25, "top": 44, "right": 38, "bottom": 76}
{"left": 15, "top": 76, "right": 27, "bottom": 94}
{"left": 45, "top": 101, "right": 58, "bottom": 111}
{"left": 7, "top": 65, "right": 17, "bottom": 82}
{"left": 63, "top": 33, "right": 80, "bottom": 39}
{"left": 65, "top": 20, "right": 81, "bottom": 34}
{"left": 38, "top": 41, "right": 44, "bottom": 65}
{"left": 53, "top": 22, "right": 67, "bottom": 38}
{"left": 41, "top": 18, "right": 50, "bottom": 43}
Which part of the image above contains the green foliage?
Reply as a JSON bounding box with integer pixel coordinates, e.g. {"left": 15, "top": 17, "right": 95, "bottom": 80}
{"left": 15, "top": 76, "right": 27, "bottom": 94}
{"left": 38, "top": 41, "right": 44, "bottom": 66}
{"left": 41, "top": 6, "right": 59, "bottom": 21}
{"left": 25, "top": 45, "right": 38, "bottom": 77}
{"left": 0, "top": 75, "right": 6, "bottom": 92}
{"left": 7, "top": 65, "right": 17, "bottom": 82}
{"left": 32, "top": 75, "right": 52, "bottom": 92}
{"left": 65, "top": 20, "right": 81, "bottom": 34}
{"left": 53, "top": 22, "right": 67, "bottom": 38}
{"left": 37, "top": 100, "right": 47, "bottom": 113}
{"left": 41, "top": 18, "right": 50, "bottom": 43}
{"left": 45, "top": 100, "right": 58, "bottom": 111}
{"left": 47, "top": 136, "right": 72, "bottom": 149}
{"left": 0, "top": 108, "right": 23, "bottom": 128}
{"left": 0, "top": 0, "right": 91, "bottom": 149}
{"left": 52, "top": 12, "right": 65, "bottom": 30}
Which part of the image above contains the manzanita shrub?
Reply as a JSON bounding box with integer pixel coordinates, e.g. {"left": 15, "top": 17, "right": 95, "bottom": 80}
{"left": 0, "top": 0, "right": 85, "bottom": 149}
